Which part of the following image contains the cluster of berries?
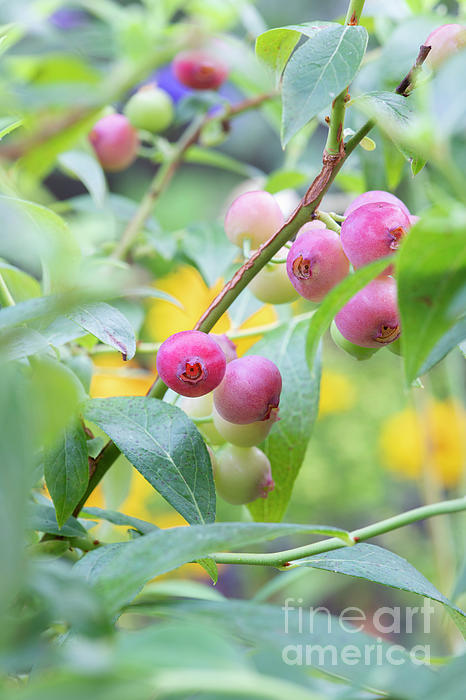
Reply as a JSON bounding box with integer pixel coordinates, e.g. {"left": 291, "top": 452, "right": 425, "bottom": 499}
{"left": 156, "top": 330, "right": 280, "bottom": 506}
{"left": 88, "top": 49, "right": 228, "bottom": 172}
{"left": 224, "top": 187, "right": 416, "bottom": 357}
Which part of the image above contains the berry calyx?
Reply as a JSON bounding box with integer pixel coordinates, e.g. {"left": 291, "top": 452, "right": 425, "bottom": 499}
{"left": 423, "top": 24, "right": 466, "bottom": 70}
{"left": 212, "top": 406, "right": 275, "bottom": 447}
{"left": 340, "top": 202, "right": 410, "bottom": 272}
{"left": 335, "top": 278, "right": 401, "bottom": 349}
{"left": 172, "top": 50, "right": 228, "bottom": 91}
{"left": 213, "top": 444, "right": 274, "bottom": 505}
{"left": 156, "top": 330, "right": 226, "bottom": 397}
{"left": 249, "top": 247, "right": 299, "bottom": 305}
{"left": 286, "top": 225, "right": 349, "bottom": 302}
{"left": 224, "top": 191, "right": 284, "bottom": 248}
{"left": 344, "top": 190, "right": 410, "bottom": 218}
{"left": 213, "top": 355, "right": 282, "bottom": 425}
{"left": 89, "top": 113, "right": 139, "bottom": 172}
{"left": 124, "top": 84, "right": 174, "bottom": 133}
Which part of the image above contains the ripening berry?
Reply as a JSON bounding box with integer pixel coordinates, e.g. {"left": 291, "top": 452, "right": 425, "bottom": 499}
{"left": 172, "top": 49, "right": 228, "bottom": 91}
{"left": 423, "top": 24, "right": 466, "bottom": 70}
{"left": 213, "top": 445, "right": 275, "bottom": 505}
{"left": 286, "top": 225, "right": 349, "bottom": 302}
{"left": 156, "top": 330, "right": 226, "bottom": 397}
{"left": 297, "top": 219, "right": 326, "bottom": 235}
{"left": 210, "top": 334, "right": 237, "bottom": 363}
{"left": 345, "top": 190, "right": 410, "bottom": 218}
{"left": 89, "top": 113, "right": 139, "bottom": 172}
{"left": 249, "top": 248, "right": 299, "bottom": 305}
{"left": 340, "top": 202, "right": 410, "bottom": 272}
{"left": 213, "top": 355, "right": 282, "bottom": 425}
{"left": 180, "top": 393, "right": 225, "bottom": 445}
{"left": 124, "top": 85, "right": 174, "bottom": 133}
{"left": 330, "top": 320, "right": 379, "bottom": 361}
{"left": 409, "top": 215, "right": 420, "bottom": 226}
{"left": 212, "top": 406, "right": 275, "bottom": 447}
{"left": 224, "top": 191, "right": 284, "bottom": 248}
{"left": 335, "top": 278, "right": 401, "bottom": 348}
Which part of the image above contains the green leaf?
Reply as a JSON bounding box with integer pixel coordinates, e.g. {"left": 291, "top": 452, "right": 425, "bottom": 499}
{"left": 197, "top": 557, "right": 218, "bottom": 584}
{"left": 265, "top": 169, "right": 309, "bottom": 194}
{"left": 185, "top": 145, "right": 262, "bottom": 178}
{"left": 295, "top": 543, "right": 466, "bottom": 637}
{"left": 281, "top": 25, "right": 368, "bottom": 145}
{"left": 28, "top": 503, "right": 88, "bottom": 537}
{"left": 397, "top": 211, "right": 466, "bottom": 382}
{"left": 181, "top": 222, "right": 237, "bottom": 287}
{"left": 68, "top": 302, "right": 136, "bottom": 360}
{"left": 0, "top": 117, "right": 23, "bottom": 140}
{"left": 0, "top": 327, "right": 49, "bottom": 362}
{"left": 44, "top": 420, "right": 89, "bottom": 527}
{"left": 0, "top": 261, "right": 41, "bottom": 301}
{"left": 255, "top": 21, "right": 339, "bottom": 81}
{"left": 81, "top": 506, "right": 158, "bottom": 535}
{"left": 58, "top": 150, "right": 107, "bottom": 208}
{"left": 351, "top": 91, "right": 413, "bottom": 129}
{"left": 306, "top": 258, "right": 392, "bottom": 368}
{"left": 247, "top": 317, "right": 321, "bottom": 522}
{"left": 73, "top": 521, "right": 352, "bottom": 614}
{"left": 84, "top": 397, "right": 216, "bottom": 525}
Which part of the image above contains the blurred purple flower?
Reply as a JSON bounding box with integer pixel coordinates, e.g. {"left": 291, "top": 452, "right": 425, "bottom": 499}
{"left": 48, "top": 8, "right": 88, "bottom": 30}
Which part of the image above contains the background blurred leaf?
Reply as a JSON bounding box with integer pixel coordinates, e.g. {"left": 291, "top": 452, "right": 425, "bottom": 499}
{"left": 85, "top": 397, "right": 216, "bottom": 525}
{"left": 0, "top": 327, "right": 49, "bottom": 362}
{"left": 68, "top": 302, "right": 136, "bottom": 360}
{"left": 58, "top": 150, "right": 107, "bottom": 207}
{"left": 44, "top": 419, "right": 89, "bottom": 527}
{"left": 81, "top": 507, "right": 158, "bottom": 535}
{"left": 27, "top": 503, "right": 88, "bottom": 538}
{"left": 247, "top": 317, "right": 321, "bottom": 522}
{"left": 281, "top": 25, "right": 368, "bottom": 145}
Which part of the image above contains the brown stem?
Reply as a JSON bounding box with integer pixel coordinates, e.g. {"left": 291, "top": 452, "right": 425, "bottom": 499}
{"left": 396, "top": 44, "right": 431, "bottom": 96}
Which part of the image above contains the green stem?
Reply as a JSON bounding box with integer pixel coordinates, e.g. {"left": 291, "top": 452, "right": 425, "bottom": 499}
{"left": 72, "top": 441, "right": 122, "bottom": 517}
{"left": 0, "top": 272, "right": 15, "bottom": 307}
{"left": 344, "top": 0, "right": 366, "bottom": 25}
{"left": 211, "top": 496, "right": 466, "bottom": 567}
{"left": 315, "top": 210, "right": 341, "bottom": 233}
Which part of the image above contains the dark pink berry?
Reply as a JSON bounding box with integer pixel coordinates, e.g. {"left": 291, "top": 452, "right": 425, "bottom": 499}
{"left": 424, "top": 24, "right": 466, "bottom": 69}
{"left": 156, "top": 330, "right": 226, "bottom": 397}
{"left": 345, "top": 190, "right": 410, "bottom": 218}
{"left": 335, "top": 278, "right": 401, "bottom": 348}
{"left": 213, "top": 355, "right": 282, "bottom": 425}
{"left": 172, "top": 50, "right": 228, "bottom": 91}
{"left": 89, "top": 113, "right": 139, "bottom": 172}
{"left": 286, "top": 225, "right": 349, "bottom": 302}
{"left": 340, "top": 202, "right": 410, "bottom": 272}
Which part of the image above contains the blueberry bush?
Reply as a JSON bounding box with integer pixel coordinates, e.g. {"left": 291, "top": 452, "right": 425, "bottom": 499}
{"left": 0, "top": 1, "right": 465, "bottom": 698}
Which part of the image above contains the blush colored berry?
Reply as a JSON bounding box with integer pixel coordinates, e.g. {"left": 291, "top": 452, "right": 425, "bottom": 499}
{"left": 213, "top": 355, "right": 282, "bottom": 425}
{"left": 213, "top": 445, "right": 274, "bottom": 505}
{"left": 335, "top": 278, "right": 401, "bottom": 348}
{"left": 249, "top": 247, "right": 298, "bottom": 305}
{"left": 286, "top": 225, "right": 349, "bottom": 302}
{"left": 210, "top": 334, "right": 237, "bottom": 363}
{"left": 180, "top": 393, "right": 225, "bottom": 445}
{"left": 172, "top": 50, "right": 228, "bottom": 91}
{"left": 409, "top": 215, "right": 420, "bottom": 226}
{"left": 330, "top": 320, "right": 379, "bottom": 361}
{"left": 224, "top": 191, "right": 284, "bottom": 248}
{"left": 424, "top": 24, "right": 466, "bottom": 70}
{"left": 156, "top": 330, "right": 226, "bottom": 397}
{"left": 344, "top": 190, "right": 410, "bottom": 218}
{"left": 340, "top": 202, "right": 410, "bottom": 271}
{"left": 89, "top": 113, "right": 139, "bottom": 172}
{"left": 124, "top": 84, "right": 174, "bottom": 133}
{"left": 212, "top": 406, "right": 275, "bottom": 447}
{"left": 297, "top": 220, "right": 326, "bottom": 235}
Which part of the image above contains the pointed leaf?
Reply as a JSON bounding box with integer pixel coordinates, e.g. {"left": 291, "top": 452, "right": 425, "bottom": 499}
{"left": 68, "top": 302, "right": 136, "bottom": 360}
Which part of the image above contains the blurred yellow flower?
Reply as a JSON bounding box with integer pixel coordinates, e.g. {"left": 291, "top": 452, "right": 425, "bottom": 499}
{"left": 90, "top": 353, "right": 155, "bottom": 398}
{"left": 379, "top": 400, "right": 465, "bottom": 487}
{"left": 318, "top": 370, "right": 357, "bottom": 417}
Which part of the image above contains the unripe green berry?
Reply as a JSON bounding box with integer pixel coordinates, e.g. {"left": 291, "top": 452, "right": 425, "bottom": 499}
{"left": 180, "top": 393, "right": 225, "bottom": 445}
{"left": 330, "top": 321, "right": 379, "bottom": 361}
{"left": 249, "top": 248, "right": 299, "bottom": 305}
{"left": 212, "top": 406, "right": 274, "bottom": 447}
{"left": 124, "top": 85, "right": 174, "bottom": 134}
{"left": 213, "top": 445, "right": 274, "bottom": 505}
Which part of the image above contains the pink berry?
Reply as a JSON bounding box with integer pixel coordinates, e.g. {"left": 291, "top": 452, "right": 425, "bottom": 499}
{"left": 89, "top": 113, "right": 139, "bottom": 172}
{"left": 213, "top": 445, "right": 274, "bottom": 505}
{"left": 409, "top": 215, "right": 420, "bottom": 226}
{"left": 224, "top": 191, "right": 284, "bottom": 248}
{"left": 172, "top": 50, "right": 228, "bottom": 91}
{"left": 213, "top": 355, "right": 282, "bottom": 425}
{"left": 340, "top": 202, "right": 410, "bottom": 272}
{"left": 210, "top": 334, "right": 237, "bottom": 363}
{"left": 424, "top": 24, "right": 466, "bottom": 69}
{"left": 335, "top": 278, "right": 401, "bottom": 348}
{"left": 156, "top": 330, "right": 226, "bottom": 397}
{"left": 286, "top": 225, "right": 349, "bottom": 302}
{"left": 344, "top": 190, "right": 410, "bottom": 218}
